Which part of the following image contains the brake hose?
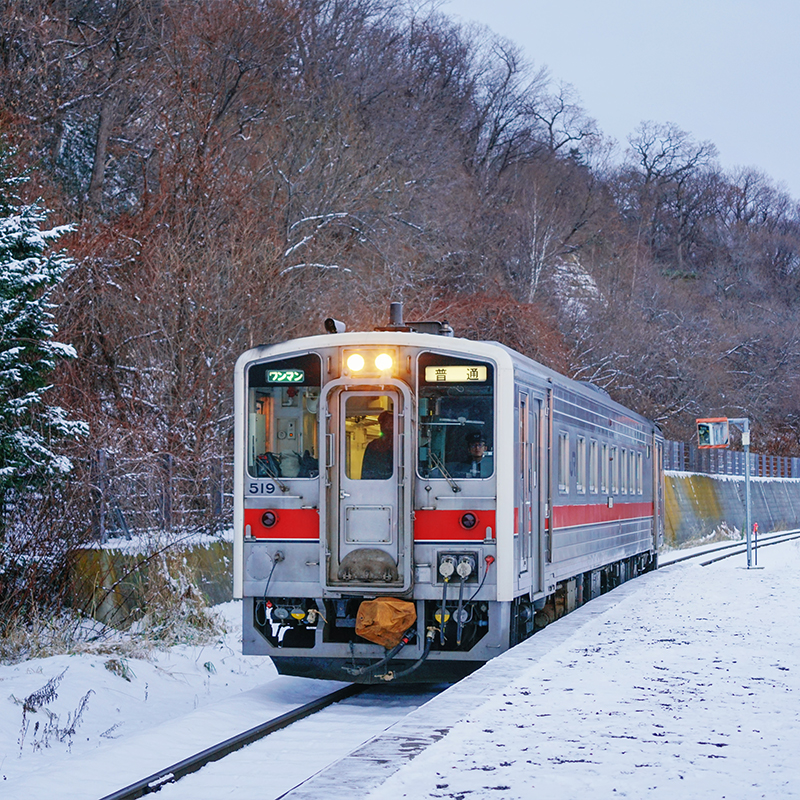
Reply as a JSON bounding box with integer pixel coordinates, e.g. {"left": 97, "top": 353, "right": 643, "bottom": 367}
{"left": 439, "top": 575, "right": 449, "bottom": 645}
{"left": 455, "top": 574, "right": 467, "bottom": 645}
{"left": 376, "top": 627, "right": 436, "bottom": 682}
{"left": 468, "top": 555, "right": 495, "bottom": 602}
{"left": 455, "top": 557, "right": 474, "bottom": 645}
{"left": 438, "top": 557, "right": 455, "bottom": 645}
{"left": 342, "top": 625, "right": 416, "bottom": 678}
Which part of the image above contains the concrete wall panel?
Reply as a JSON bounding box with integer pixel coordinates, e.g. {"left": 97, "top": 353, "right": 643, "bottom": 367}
{"left": 664, "top": 472, "right": 800, "bottom": 547}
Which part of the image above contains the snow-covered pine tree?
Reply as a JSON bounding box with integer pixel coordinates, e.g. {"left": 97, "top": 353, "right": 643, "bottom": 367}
{"left": 0, "top": 145, "right": 87, "bottom": 507}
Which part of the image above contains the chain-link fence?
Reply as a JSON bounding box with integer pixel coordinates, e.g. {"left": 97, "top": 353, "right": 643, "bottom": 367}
{"left": 663, "top": 440, "right": 800, "bottom": 477}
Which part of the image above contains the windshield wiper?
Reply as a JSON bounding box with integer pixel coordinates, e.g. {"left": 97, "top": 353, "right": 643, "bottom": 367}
{"left": 429, "top": 451, "right": 461, "bottom": 494}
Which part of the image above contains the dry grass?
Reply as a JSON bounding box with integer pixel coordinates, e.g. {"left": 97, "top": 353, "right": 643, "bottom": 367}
{"left": 1, "top": 532, "right": 225, "bottom": 665}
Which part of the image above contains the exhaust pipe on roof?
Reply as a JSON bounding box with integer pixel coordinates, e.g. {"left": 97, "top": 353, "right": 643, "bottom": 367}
{"left": 389, "top": 302, "right": 404, "bottom": 327}
{"left": 378, "top": 301, "right": 453, "bottom": 337}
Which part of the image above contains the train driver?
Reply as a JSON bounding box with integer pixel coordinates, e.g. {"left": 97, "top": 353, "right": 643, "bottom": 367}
{"left": 361, "top": 409, "right": 394, "bottom": 479}
{"left": 448, "top": 430, "right": 493, "bottom": 478}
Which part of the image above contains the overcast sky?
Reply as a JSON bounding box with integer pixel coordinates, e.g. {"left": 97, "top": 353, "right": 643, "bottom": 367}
{"left": 445, "top": 0, "right": 800, "bottom": 200}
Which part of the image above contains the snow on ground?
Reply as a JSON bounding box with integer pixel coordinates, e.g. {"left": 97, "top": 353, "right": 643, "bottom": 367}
{"left": 366, "top": 539, "right": 800, "bottom": 800}
{"left": 0, "top": 601, "right": 285, "bottom": 796}
{"left": 3, "top": 539, "right": 800, "bottom": 799}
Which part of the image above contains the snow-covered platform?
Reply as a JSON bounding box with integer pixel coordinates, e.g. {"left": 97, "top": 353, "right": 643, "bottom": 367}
{"left": 285, "top": 541, "right": 800, "bottom": 800}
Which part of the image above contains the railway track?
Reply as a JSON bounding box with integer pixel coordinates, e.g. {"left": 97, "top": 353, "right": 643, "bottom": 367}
{"left": 100, "top": 684, "right": 365, "bottom": 800}
{"left": 661, "top": 527, "right": 800, "bottom": 567}
{"left": 98, "top": 529, "right": 800, "bottom": 800}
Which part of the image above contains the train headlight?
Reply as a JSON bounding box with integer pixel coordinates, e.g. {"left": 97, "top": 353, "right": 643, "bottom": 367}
{"left": 346, "top": 353, "right": 365, "bottom": 372}
{"left": 374, "top": 352, "right": 393, "bottom": 371}
{"left": 291, "top": 608, "right": 306, "bottom": 620}
{"left": 273, "top": 607, "right": 290, "bottom": 621}
{"left": 344, "top": 348, "right": 397, "bottom": 376}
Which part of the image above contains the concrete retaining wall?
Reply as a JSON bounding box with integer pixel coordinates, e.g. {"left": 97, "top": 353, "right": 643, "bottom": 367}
{"left": 70, "top": 538, "right": 233, "bottom": 626}
{"left": 664, "top": 471, "right": 800, "bottom": 546}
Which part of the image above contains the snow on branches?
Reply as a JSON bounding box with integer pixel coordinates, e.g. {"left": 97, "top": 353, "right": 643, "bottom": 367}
{"left": 0, "top": 162, "right": 87, "bottom": 494}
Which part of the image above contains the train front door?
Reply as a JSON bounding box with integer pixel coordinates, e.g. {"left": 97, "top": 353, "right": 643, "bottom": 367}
{"left": 321, "top": 384, "right": 413, "bottom": 593}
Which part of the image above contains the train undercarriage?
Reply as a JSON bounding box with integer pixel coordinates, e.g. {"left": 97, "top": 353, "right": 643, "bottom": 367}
{"left": 245, "top": 551, "right": 656, "bottom": 684}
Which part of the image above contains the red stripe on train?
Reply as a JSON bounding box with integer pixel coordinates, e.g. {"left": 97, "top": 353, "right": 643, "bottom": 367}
{"left": 551, "top": 501, "right": 654, "bottom": 529}
{"left": 413, "top": 509, "right": 496, "bottom": 541}
{"left": 244, "top": 508, "right": 320, "bottom": 539}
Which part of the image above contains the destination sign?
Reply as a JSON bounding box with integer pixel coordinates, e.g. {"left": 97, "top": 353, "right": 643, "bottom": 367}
{"left": 267, "top": 369, "right": 305, "bottom": 383}
{"left": 425, "top": 365, "right": 487, "bottom": 383}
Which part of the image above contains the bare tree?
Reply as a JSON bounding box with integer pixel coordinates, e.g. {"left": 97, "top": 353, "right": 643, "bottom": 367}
{"left": 621, "top": 121, "right": 718, "bottom": 288}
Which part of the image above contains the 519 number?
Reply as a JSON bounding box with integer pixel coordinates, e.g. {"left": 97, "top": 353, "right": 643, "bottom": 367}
{"left": 248, "top": 483, "right": 276, "bottom": 494}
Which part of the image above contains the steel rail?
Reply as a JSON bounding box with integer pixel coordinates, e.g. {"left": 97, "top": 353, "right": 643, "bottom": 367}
{"left": 99, "top": 683, "right": 365, "bottom": 800}
{"left": 660, "top": 529, "right": 800, "bottom": 568}
{"left": 698, "top": 530, "right": 800, "bottom": 565}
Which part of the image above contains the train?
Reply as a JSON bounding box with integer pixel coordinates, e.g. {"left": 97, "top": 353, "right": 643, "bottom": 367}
{"left": 233, "top": 304, "right": 665, "bottom": 683}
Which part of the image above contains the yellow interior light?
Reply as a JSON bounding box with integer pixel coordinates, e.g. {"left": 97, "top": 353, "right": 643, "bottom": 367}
{"left": 374, "top": 353, "right": 393, "bottom": 371}
{"left": 347, "top": 353, "right": 365, "bottom": 372}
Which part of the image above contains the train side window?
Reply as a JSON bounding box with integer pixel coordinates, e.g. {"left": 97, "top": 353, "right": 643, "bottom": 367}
{"left": 601, "top": 443, "right": 609, "bottom": 494}
{"left": 588, "top": 440, "right": 597, "bottom": 493}
{"left": 620, "top": 449, "right": 628, "bottom": 494}
{"left": 576, "top": 436, "right": 586, "bottom": 494}
{"left": 610, "top": 446, "right": 619, "bottom": 494}
{"left": 637, "top": 452, "right": 644, "bottom": 495}
{"left": 246, "top": 354, "right": 321, "bottom": 479}
{"left": 558, "top": 431, "right": 569, "bottom": 493}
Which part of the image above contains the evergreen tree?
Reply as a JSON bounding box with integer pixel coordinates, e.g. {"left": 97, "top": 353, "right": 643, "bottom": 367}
{"left": 0, "top": 147, "right": 87, "bottom": 504}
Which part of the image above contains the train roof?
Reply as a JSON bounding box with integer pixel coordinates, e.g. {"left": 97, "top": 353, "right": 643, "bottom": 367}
{"left": 236, "top": 330, "right": 654, "bottom": 429}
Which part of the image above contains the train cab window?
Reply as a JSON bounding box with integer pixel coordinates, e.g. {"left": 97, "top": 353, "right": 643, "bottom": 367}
{"left": 576, "top": 436, "right": 586, "bottom": 494}
{"left": 246, "top": 354, "right": 321, "bottom": 479}
{"left": 610, "top": 446, "right": 619, "bottom": 494}
{"left": 344, "top": 395, "right": 394, "bottom": 480}
{"left": 558, "top": 432, "right": 569, "bottom": 493}
{"left": 589, "top": 440, "right": 599, "bottom": 494}
{"left": 417, "top": 353, "right": 494, "bottom": 479}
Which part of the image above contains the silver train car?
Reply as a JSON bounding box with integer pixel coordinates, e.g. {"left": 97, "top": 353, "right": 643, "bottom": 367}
{"left": 234, "top": 306, "right": 665, "bottom": 683}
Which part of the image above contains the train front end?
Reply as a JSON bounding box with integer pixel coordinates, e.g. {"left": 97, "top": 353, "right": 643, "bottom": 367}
{"left": 234, "top": 328, "right": 512, "bottom": 683}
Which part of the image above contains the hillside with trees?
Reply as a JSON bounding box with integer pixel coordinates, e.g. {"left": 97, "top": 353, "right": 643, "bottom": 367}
{"left": 2, "top": 0, "right": 800, "bottom": 543}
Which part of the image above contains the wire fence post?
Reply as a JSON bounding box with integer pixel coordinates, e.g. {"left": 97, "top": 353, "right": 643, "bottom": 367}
{"left": 93, "top": 448, "right": 108, "bottom": 544}
{"left": 211, "top": 457, "right": 224, "bottom": 534}
{"left": 161, "top": 453, "right": 173, "bottom": 531}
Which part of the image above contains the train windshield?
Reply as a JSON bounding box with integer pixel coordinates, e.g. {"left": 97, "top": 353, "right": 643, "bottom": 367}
{"left": 417, "top": 353, "right": 495, "bottom": 479}
{"left": 246, "top": 353, "right": 321, "bottom": 479}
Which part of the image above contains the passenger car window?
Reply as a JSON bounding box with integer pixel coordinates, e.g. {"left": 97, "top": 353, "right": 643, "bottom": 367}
{"left": 558, "top": 432, "right": 569, "bottom": 493}
{"left": 576, "top": 436, "right": 586, "bottom": 493}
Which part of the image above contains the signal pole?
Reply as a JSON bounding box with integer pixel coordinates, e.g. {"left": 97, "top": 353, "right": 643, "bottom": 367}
{"left": 697, "top": 416, "right": 753, "bottom": 568}
{"left": 728, "top": 418, "right": 752, "bottom": 567}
